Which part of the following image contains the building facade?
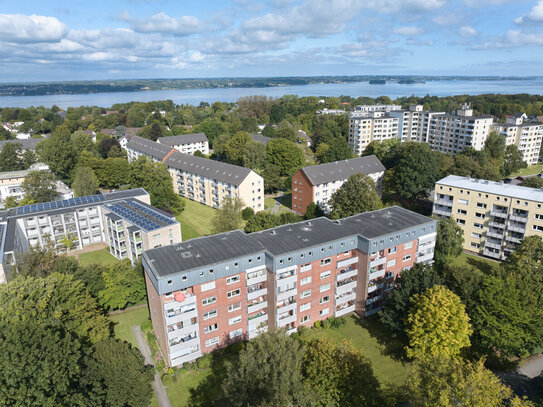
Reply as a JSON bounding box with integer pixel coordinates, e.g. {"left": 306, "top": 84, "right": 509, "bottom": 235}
{"left": 492, "top": 113, "right": 543, "bottom": 166}
{"left": 143, "top": 207, "right": 436, "bottom": 366}
{"left": 389, "top": 105, "right": 424, "bottom": 142}
{"left": 432, "top": 175, "right": 543, "bottom": 260}
{"left": 291, "top": 155, "right": 385, "bottom": 215}
{"left": 0, "top": 189, "right": 182, "bottom": 283}
{"left": 348, "top": 112, "right": 400, "bottom": 155}
{"left": 126, "top": 136, "right": 264, "bottom": 211}
{"left": 158, "top": 133, "right": 210, "bottom": 156}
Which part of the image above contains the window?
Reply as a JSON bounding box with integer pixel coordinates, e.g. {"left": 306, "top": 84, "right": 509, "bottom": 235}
{"left": 388, "top": 246, "right": 397, "bottom": 254}
{"left": 458, "top": 199, "right": 468, "bottom": 205}
{"left": 203, "top": 310, "right": 217, "bottom": 320}
{"left": 475, "top": 212, "right": 485, "bottom": 219}
{"left": 319, "top": 308, "right": 329, "bottom": 317}
{"left": 535, "top": 214, "right": 543, "bottom": 220}
{"left": 201, "top": 281, "right": 215, "bottom": 292}
{"left": 533, "top": 225, "right": 543, "bottom": 232}
{"left": 470, "top": 242, "right": 480, "bottom": 248}
{"left": 403, "top": 255, "right": 412, "bottom": 262}
{"left": 228, "top": 302, "right": 241, "bottom": 312}
{"left": 300, "top": 289, "right": 311, "bottom": 299}
{"left": 226, "top": 275, "right": 240, "bottom": 285}
{"left": 404, "top": 241, "right": 413, "bottom": 249}
{"left": 227, "top": 288, "right": 240, "bottom": 298}
{"left": 320, "top": 270, "right": 331, "bottom": 279}
{"left": 300, "top": 302, "right": 311, "bottom": 312}
{"left": 300, "top": 276, "right": 312, "bottom": 286}
{"left": 320, "top": 258, "right": 331, "bottom": 266}
{"left": 320, "top": 283, "right": 331, "bottom": 292}
{"left": 202, "top": 296, "right": 216, "bottom": 306}
{"left": 457, "top": 209, "right": 467, "bottom": 215}
{"left": 320, "top": 296, "right": 330, "bottom": 304}
{"left": 204, "top": 323, "right": 218, "bottom": 333}
{"left": 473, "top": 223, "right": 483, "bottom": 229}
{"left": 471, "top": 232, "right": 482, "bottom": 239}
{"left": 228, "top": 315, "right": 242, "bottom": 325}
{"left": 387, "top": 259, "right": 396, "bottom": 267}
{"left": 476, "top": 202, "right": 487, "bottom": 208}
{"left": 229, "top": 329, "right": 243, "bottom": 338}
{"left": 301, "top": 315, "right": 310, "bottom": 323}
{"left": 456, "top": 219, "right": 466, "bottom": 225}
{"left": 167, "top": 280, "right": 172, "bottom": 285}
{"left": 205, "top": 337, "right": 219, "bottom": 347}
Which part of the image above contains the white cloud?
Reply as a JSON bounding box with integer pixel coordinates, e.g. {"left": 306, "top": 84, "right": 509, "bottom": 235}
{"left": 515, "top": 1, "right": 543, "bottom": 24}
{"left": 473, "top": 29, "right": 543, "bottom": 49}
{"left": 464, "top": 0, "right": 517, "bottom": 6}
{"left": 365, "top": 0, "right": 448, "bottom": 13}
{"left": 0, "top": 14, "right": 67, "bottom": 43}
{"left": 393, "top": 26, "right": 423, "bottom": 36}
{"left": 459, "top": 26, "right": 476, "bottom": 37}
{"left": 123, "top": 12, "right": 200, "bottom": 35}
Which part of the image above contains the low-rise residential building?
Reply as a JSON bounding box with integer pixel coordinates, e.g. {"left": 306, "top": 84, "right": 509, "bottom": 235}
{"left": 349, "top": 112, "right": 399, "bottom": 156}
{"left": 143, "top": 206, "right": 436, "bottom": 366}
{"left": 127, "top": 136, "right": 264, "bottom": 211}
{"left": 0, "top": 188, "right": 182, "bottom": 283}
{"left": 292, "top": 155, "right": 386, "bottom": 215}
{"left": 315, "top": 108, "right": 347, "bottom": 115}
{"left": 492, "top": 113, "right": 543, "bottom": 165}
{"left": 250, "top": 134, "right": 271, "bottom": 146}
{"left": 432, "top": 175, "right": 543, "bottom": 261}
{"left": 0, "top": 138, "right": 45, "bottom": 152}
{"left": 158, "top": 133, "right": 209, "bottom": 156}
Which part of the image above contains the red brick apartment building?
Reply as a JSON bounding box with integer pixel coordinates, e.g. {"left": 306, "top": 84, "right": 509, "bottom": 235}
{"left": 291, "top": 155, "right": 385, "bottom": 215}
{"left": 143, "top": 206, "right": 436, "bottom": 367}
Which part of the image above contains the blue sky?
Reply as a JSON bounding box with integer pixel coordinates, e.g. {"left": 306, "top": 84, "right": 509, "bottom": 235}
{"left": 2, "top": 0, "right": 543, "bottom": 82}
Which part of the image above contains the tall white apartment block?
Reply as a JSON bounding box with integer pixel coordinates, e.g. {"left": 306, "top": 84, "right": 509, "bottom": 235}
{"left": 348, "top": 112, "right": 399, "bottom": 156}
{"left": 426, "top": 104, "right": 494, "bottom": 155}
{"left": 492, "top": 113, "right": 543, "bottom": 165}
{"left": 389, "top": 105, "right": 424, "bottom": 142}
{"left": 353, "top": 104, "right": 402, "bottom": 114}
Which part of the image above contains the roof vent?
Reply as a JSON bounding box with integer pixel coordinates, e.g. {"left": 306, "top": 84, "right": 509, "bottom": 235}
{"left": 195, "top": 253, "right": 201, "bottom": 258}
{"left": 306, "top": 221, "right": 312, "bottom": 226}
{"left": 181, "top": 251, "right": 192, "bottom": 258}
{"left": 271, "top": 230, "right": 277, "bottom": 235}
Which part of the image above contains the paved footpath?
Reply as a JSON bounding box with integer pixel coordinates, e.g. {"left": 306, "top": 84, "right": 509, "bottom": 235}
{"left": 131, "top": 326, "right": 172, "bottom": 407}
{"left": 517, "top": 354, "right": 543, "bottom": 379}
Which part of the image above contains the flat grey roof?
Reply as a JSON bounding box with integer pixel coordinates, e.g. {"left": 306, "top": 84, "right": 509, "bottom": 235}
{"left": 144, "top": 206, "right": 434, "bottom": 276}
{"left": 300, "top": 155, "right": 385, "bottom": 186}
{"left": 143, "top": 230, "right": 264, "bottom": 278}
{"left": 436, "top": 175, "right": 543, "bottom": 202}
{"left": 432, "top": 113, "right": 494, "bottom": 120}
{"left": 158, "top": 133, "right": 208, "bottom": 146}
{"left": 164, "top": 150, "right": 252, "bottom": 186}
{"left": 253, "top": 206, "right": 434, "bottom": 255}
{"left": 126, "top": 136, "right": 174, "bottom": 161}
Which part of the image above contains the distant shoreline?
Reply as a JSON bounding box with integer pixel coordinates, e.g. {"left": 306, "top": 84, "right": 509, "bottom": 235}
{"left": 0, "top": 75, "right": 539, "bottom": 97}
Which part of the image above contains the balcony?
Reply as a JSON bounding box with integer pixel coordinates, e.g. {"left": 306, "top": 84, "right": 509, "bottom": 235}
{"left": 416, "top": 252, "right": 434, "bottom": 263}
{"left": 167, "top": 321, "right": 199, "bottom": 340}
{"left": 276, "top": 299, "right": 297, "bottom": 314}
{"left": 336, "top": 279, "right": 357, "bottom": 295}
{"left": 247, "top": 285, "right": 267, "bottom": 301}
{"left": 433, "top": 207, "right": 452, "bottom": 217}
{"left": 336, "top": 291, "right": 356, "bottom": 304}
{"left": 484, "top": 240, "right": 502, "bottom": 250}
{"left": 490, "top": 210, "right": 508, "bottom": 218}
{"left": 247, "top": 300, "right": 267, "bottom": 314}
{"left": 246, "top": 270, "right": 267, "bottom": 285}
{"left": 335, "top": 304, "right": 355, "bottom": 317}
{"left": 277, "top": 313, "right": 296, "bottom": 327}
{"left": 505, "top": 235, "right": 522, "bottom": 244}
{"left": 337, "top": 268, "right": 357, "bottom": 281}
{"left": 369, "top": 256, "right": 386, "bottom": 268}
{"left": 434, "top": 198, "right": 453, "bottom": 207}
{"left": 367, "top": 283, "right": 383, "bottom": 294}
{"left": 248, "top": 325, "right": 268, "bottom": 339}
{"left": 276, "top": 274, "right": 297, "bottom": 288}
{"left": 248, "top": 313, "right": 268, "bottom": 330}
{"left": 486, "top": 231, "right": 503, "bottom": 239}
{"left": 488, "top": 221, "right": 506, "bottom": 229}
{"left": 507, "top": 223, "right": 526, "bottom": 233}
{"left": 366, "top": 295, "right": 382, "bottom": 305}
{"left": 483, "top": 249, "right": 501, "bottom": 259}
{"left": 509, "top": 214, "right": 528, "bottom": 223}
{"left": 337, "top": 256, "right": 358, "bottom": 269}
{"left": 369, "top": 268, "right": 386, "bottom": 280}
{"left": 170, "top": 345, "right": 201, "bottom": 365}
{"left": 277, "top": 287, "right": 297, "bottom": 302}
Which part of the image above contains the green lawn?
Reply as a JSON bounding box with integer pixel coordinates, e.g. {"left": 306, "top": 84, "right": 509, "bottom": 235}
{"left": 109, "top": 305, "right": 150, "bottom": 347}
{"left": 449, "top": 252, "right": 499, "bottom": 274}
{"left": 77, "top": 249, "right": 119, "bottom": 267}
{"left": 510, "top": 163, "right": 543, "bottom": 177}
{"left": 165, "top": 368, "right": 214, "bottom": 407}
{"left": 302, "top": 315, "right": 409, "bottom": 385}
{"left": 176, "top": 199, "right": 218, "bottom": 239}
{"left": 263, "top": 194, "right": 293, "bottom": 213}
{"left": 264, "top": 197, "right": 275, "bottom": 209}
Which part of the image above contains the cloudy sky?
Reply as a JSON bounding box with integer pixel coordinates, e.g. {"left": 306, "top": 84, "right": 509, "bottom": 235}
{"left": 2, "top": 0, "right": 543, "bottom": 82}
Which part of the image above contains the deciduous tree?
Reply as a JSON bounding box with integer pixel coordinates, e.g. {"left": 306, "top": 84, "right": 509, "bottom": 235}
{"left": 98, "top": 260, "right": 146, "bottom": 311}
{"left": 329, "top": 174, "right": 382, "bottom": 219}
{"left": 72, "top": 166, "right": 98, "bottom": 197}
{"left": 213, "top": 196, "right": 244, "bottom": 233}
{"left": 21, "top": 170, "right": 58, "bottom": 203}
{"left": 266, "top": 138, "right": 304, "bottom": 176}
{"left": 434, "top": 217, "right": 464, "bottom": 261}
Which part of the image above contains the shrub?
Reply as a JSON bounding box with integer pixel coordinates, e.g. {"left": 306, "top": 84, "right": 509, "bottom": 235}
{"left": 314, "top": 320, "right": 322, "bottom": 329}
{"left": 322, "top": 319, "right": 331, "bottom": 329}
{"left": 197, "top": 354, "right": 212, "bottom": 370}
{"left": 161, "top": 374, "right": 172, "bottom": 386}
{"left": 168, "top": 367, "right": 175, "bottom": 376}
{"left": 241, "top": 207, "right": 255, "bottom": 220}
{"left": 141, "top": 319, "right": 152, "bottom": 332}
{"left": 329, "top": 317, "right": 346, "bottom": 329}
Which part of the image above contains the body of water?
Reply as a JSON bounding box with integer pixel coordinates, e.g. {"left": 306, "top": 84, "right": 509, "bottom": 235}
{"left": 1, "top": 79, "right": 543, "bottom": 108}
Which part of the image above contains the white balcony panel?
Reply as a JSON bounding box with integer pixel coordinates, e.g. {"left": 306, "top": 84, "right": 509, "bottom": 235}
{"left": 369, "top": 257, "right": 386, "bottom": 268}
{"left": 247, "top": 301, "right": 267, "bottom": 314}
{"left": 336, "top": 292, "right": 356, "bottom": 304}
{"left": 336, "top": 269, "right": 357, "bottom": 281}
{"left": 248, "top": 326, "right": 268, "bottom": 339}
{"left": 166, "top": 309, "right": 198, "bottom": 324}
{"left": 277, "top": 314, "right": 297, "bottom": 327}
{"left": 248, "top": 314, "right": 268, "bottom": 330}
{"left": 277, "top": 288, "right": 297, "bottom": 302}
{"left": 169, "top": 338, "right": 199, "bottom": 355}
{"left": 167, "top": 323, "right": 200, "bottom": 340}
{"left": 335, "top": 305, "right": 355, "bottom": 317}
{"left": 418, "top": 232, "right": 437, "bottom": 245}
{"left": 336, "top": 281, "right": 357, "bottom": 295}
{"left": 170, "top": 350, "right": 202, "bottom": 367}
{"left": 276, "top": 274, "right": 297, "bottom": 287}
{"left": 276, "top": 301, "right": 297, "bottom": 314}
{"left": 247, "top": 288, "right": 267, "bottom": 301}
{"left": 286, "top": 327, "right": 297, "bottom": 335}
{"left": 337, "top": 257, "right": 358, "bottom": 269}
{"left": 368, "top": 269, "right": 386, "bottom": 280}
{"left": 246, "top": 273, "right": 267, "bottom": 285}
{"left": 416, "top": 253, "right": 434, "bottom": 263}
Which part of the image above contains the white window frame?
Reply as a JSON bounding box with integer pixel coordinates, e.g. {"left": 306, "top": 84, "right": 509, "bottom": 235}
{"left": 300, "top": 302, "right": 311, "bottom": 312}
{"left": 227, "top": 288, "right": 241, "bottom": 298}
{"left": 320, "top": 283, "right": 331, "bottom": 292}
{"left": 202, "top": 296, "right": 216, "bottom": 306}
{"left": 300, "top": 276, "right": 312, "bottom": 286}
{"left": 228, "top": 302, "right": 241, "bottom": 312}
{"left": 320, "top": 270, "right": 331, "bottom": 280}
{"left": 228, "top": 315, "right": 242, "bottom": 325}
{"left": 300, "top": 289, "right": 311, "bottom": 299}
{"left": 203, "top": 310, "right": 217, "bottom": 320}
{"left": 201, "top": 281, "right": 216, "bottom": 292}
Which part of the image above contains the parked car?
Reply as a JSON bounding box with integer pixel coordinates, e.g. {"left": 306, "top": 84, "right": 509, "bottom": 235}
{"left": 504, "top": 178, "right": 512, "bottom": 184}
{"left": 516, "top": 176, "right": 525, "bottom": 181}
